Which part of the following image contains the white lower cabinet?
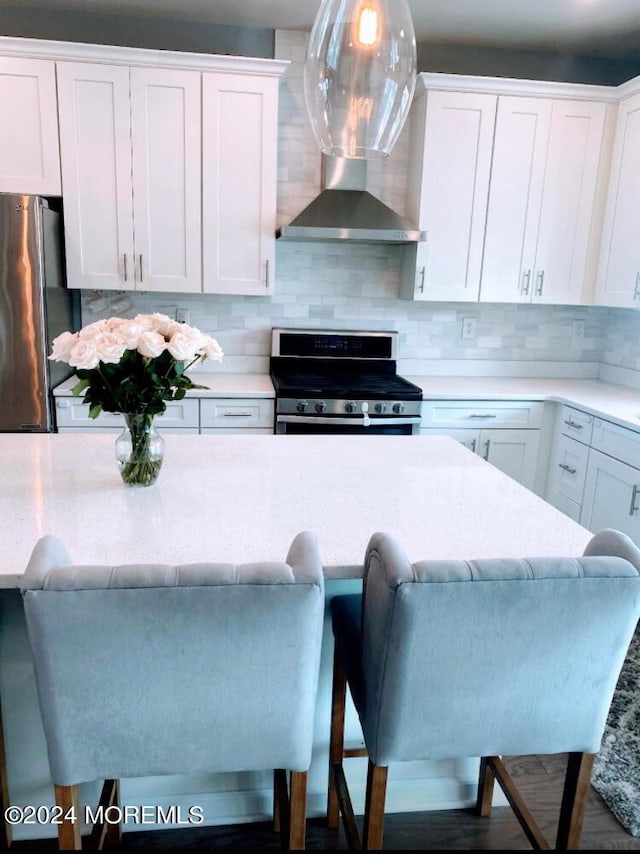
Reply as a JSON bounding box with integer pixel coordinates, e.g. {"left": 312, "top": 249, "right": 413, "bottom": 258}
{"left": 546, "top": 433, "right": 590, "bottom": 522}
{"left": 199, "top": 398, "right": 274, "bottom": 431}
{"left": 54, "top": 395, "right": 275, "bottom": 434}
{"left": 581, "top": 449, "right": 640, "bottom": 540}
{"left": 546, "top": 405, "right": 640, "bottom": 544}
{"left": 55, "top": 398, "right": 200, "bottom": 432}
{"left": 580, "top": 418, "right": 640, "bottom": 540}
{"left": 420, "top": 400, "right": 543, "bottom": 491}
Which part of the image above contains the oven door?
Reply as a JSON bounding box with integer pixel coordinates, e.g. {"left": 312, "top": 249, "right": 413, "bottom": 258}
{"left": 275, "top": 414, "right": 422, "bottom": 435}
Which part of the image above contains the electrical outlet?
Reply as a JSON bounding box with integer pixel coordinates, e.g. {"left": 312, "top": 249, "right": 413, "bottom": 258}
{"left": 176, "top": 308, "right": 190, "bottom": 324}
{"left": 461, "top": 317, "right": 476, "bottom": 340}
{"left": 571, "top": 319, "right": 586, "bottom": 346}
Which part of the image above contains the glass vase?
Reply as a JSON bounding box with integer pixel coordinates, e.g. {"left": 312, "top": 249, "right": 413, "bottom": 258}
{"left": 115, "top": 413, "right": 164, "bottom": 487}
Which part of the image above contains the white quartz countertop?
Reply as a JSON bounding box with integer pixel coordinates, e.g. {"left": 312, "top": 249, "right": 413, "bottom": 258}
{"left": 54, "top": 373, "right": 640, "bottom": 430}
{"left": 408, "top": 376, "right": 640, "bottom": 432}
{"left": 53, "top": 372, "right": 275, "bottom": 398}
{"left": 0, "top": 433, "right": 591, "bottom": 588}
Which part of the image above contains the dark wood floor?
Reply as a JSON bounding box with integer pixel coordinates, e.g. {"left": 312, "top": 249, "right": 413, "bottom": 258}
{"left": 10, "top": 755, "right": 640, "bottom": 850}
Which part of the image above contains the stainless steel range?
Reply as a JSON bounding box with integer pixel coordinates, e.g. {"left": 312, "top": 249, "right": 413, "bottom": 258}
{"left": 270, "top": 328, "right": 422, "bottom": 434}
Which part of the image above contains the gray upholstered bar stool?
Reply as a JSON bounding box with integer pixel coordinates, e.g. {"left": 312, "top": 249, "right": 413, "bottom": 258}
{"left": 328, "top": 528, "right": 640, "bottom": 850}
{"left": 21, "top": 531, "right": 325, "bottom": 851}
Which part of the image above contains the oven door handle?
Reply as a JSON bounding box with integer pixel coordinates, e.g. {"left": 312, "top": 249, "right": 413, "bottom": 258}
{"left": 276, "top": 415, "right": 422, "bottom": 427}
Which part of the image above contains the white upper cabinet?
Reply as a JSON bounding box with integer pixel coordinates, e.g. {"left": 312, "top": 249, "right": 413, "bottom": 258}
{"left": 401, "top": 89, "right": 496, "bottom": 302}
{"left": 480, "top": 96, "right": 606, "bottom": 305}
{"left": 130, "top": 67, "right": 202, "bottom": 293}
{"left": 56, "top": 62, "right": 134, "bottom": 291}
{"left": 202, "top": 73, "right": 278, "bottom": 296}
{"left": 594, "top": 91, "right": 640, "bottom": 308}
{"left": 0, "top": 56, "right": 61, "bottom": 195}
{"left": 57, "top": 62, "right": 201, "bottom": 292}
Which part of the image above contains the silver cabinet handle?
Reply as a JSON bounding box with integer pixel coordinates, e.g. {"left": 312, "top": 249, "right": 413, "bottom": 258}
{"left": 467, "top": 414, "right": 497, "bottom": 420}
{"left": 123, "top": 253, "right": 128, "bottom": 282}
{"left": 630, "top": 484, "right": 640, "bottom": 517}
{"left": 635, "top": 272, "right": 640, "bottom": 300}
{"left": 265, "top": 258, "right": 270, "bottom": 289}
{"left": 558, "top": 463, "right": 577, "bottom": 475}
{"left": 418, "top": 266, "right": 426, "bottom": 294}
{"left": 470, "top": 438, "right": 477, "bottom": 453}
{"left": 223, "top": 412, "right": 253, "bottom": 418}
{"left": 521, "top": 269, "right": 531, "bottom": 296}
{"left": 564, "top": 419, "right": 582, "bottom": 430}
{"left": 535, "top": 270, "right": 545, "bottom": 296}
{"left": 138, "top": 254, "right": 143, "bottom": 283}
{"left": 483, "top": 439, "right": 490, "bottom": 460}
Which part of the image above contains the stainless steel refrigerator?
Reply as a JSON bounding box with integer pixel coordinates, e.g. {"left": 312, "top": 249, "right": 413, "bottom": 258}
{"left": 0, "top": 193, "right": 80, "bottom": 431}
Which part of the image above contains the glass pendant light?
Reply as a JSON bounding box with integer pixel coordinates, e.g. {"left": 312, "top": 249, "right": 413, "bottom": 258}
{"left": 303, "top": 0, "right": 417, "bottom": 159}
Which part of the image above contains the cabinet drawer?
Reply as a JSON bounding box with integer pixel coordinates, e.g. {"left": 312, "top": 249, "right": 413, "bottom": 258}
{"left": 55, "top": 397, "right": 200, "bottom": 429}
{"left": 421, "top": 400, "right": 543, "bottom": 429}
{"left": 559, "top": 405, "right": 594, "bottom": 444}
{"left": 591, "top": 418, "right": 640, "bottom": 469}
{"left": 200, "top": 398, "right": 274, "bottom": 430}
{"left": 546, "top": 433, "right": 589, "bottom": 504}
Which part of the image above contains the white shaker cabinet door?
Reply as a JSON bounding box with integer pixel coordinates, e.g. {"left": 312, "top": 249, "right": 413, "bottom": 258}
{"left": 480, "top": 96, "right": 552, "bottom": 303}
{"left": 130, "top": 67, "right": 202, "bottom": 293}
{"left": 202, "top": 73, "right": 278, "bottom": 296}
{"left": 0, "top": 56, "right": 61, "bottom": 195}
{"left": 480, "top": 428, "right": 540, "bottom": 492}
{"left": 56, "top": 62, "right": 135, "bottom": 290}
{"left": 581, "top": 449, "right": 640, "bottom": 542}
{"left": 532, "top": 99, "right": 606, "bottom": 305}
{"left": 402, "top": 89, "right": 496, "bottom": 302}
{"left": 594, "top": 91, "right": 640, "bottom": 308}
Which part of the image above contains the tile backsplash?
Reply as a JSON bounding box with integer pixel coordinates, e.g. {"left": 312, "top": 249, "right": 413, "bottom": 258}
{"left": 79, "top": 30, "right": 640, "bottom": 387}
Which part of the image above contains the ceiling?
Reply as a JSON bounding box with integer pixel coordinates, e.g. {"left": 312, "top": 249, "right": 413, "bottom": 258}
{"left": 4, "top": 0, "right": 640, "bottom": 58}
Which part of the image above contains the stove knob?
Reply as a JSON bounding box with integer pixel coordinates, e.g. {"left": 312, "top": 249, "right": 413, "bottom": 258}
{"left": 345, "top": 401, "right": 357, "bottom": 414}
{"left": 375, "top": 402, "right": 387, "bottom": 414}
{"left": 315, "top": 400, "right": 327, "bottom": 413}
{"left": 296, "top": 400, "right": 309, "bottom": 413}
{"left": 393, "top": 402, "right": 405, "bottom": 414}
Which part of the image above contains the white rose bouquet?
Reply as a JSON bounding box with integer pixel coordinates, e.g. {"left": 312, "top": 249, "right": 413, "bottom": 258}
{"left": 49, "top": 313, "right": 223, "bottom": 486}
{"left": 49, "top": 312, "right": 223, "bottom": 420}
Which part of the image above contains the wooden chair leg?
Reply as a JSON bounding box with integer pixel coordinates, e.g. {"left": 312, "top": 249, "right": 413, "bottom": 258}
{"left": 328, "top": 644, "right": 347, "bottom": 830}
{"left": 0, "top": 697, "right": 12, "bottom": 850}
{"left": 476, "top": 755, "right": 496, "bottom": 816}
{"left": 556, "top": 752, "right": 595, "bottom": 850}
{"left": 288, "top": 770, "right": 308, "bottom": 851}
{"left": 362, "top": 761, "right": 388, "bottom": 850}
{"left": 55, "top": 784, "right": 82, "bottom": 850}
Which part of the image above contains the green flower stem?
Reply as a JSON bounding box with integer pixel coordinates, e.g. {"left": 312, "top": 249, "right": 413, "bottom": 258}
{"left": 120, "top": 413, "right": 162, "bottom": 487}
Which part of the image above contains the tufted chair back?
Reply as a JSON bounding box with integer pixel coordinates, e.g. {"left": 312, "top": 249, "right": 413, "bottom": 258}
{"left": 21, "top": 531, "right": 325, "bottom": 850}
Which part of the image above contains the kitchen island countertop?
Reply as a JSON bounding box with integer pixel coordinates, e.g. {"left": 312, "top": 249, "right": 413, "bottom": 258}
{"left": 1, "top": 432, "right": 591, "bottom": 588}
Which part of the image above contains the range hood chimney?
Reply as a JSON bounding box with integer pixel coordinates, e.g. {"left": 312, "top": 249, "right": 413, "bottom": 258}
{"left": 276, "top": 156, "right": 426, "bottom": 244}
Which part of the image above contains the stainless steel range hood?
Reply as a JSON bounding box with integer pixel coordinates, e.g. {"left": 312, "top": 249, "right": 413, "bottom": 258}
{"left": 276, "top": 156, "right": 426, "bottom": 244}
